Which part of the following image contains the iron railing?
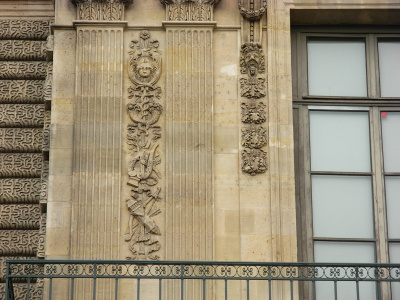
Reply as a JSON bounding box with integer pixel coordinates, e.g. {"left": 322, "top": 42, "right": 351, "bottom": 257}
{"left": 5, "top": 260, "right": 400, "bottom": 300}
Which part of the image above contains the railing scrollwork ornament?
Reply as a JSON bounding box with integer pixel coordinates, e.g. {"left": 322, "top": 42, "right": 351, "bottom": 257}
{"left": 125, "top": 31, "right": 163, "bottom": 260}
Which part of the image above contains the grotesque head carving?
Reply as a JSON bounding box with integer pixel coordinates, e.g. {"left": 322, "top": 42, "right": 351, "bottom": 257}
{"left": 128, "top": 31, "right": 161, "bottom": 86}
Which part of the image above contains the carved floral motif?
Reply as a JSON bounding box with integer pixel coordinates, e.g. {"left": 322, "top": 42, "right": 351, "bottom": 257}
{"left": 238, "top": 0, "right": 267, "bottom": 21}
{"left": 242, "top": 148, "right": 267, "bottom": 176}
{"left": 241, "top": 125, "right": 268, "bottom": 149}
{"left": 241, "top": 102, "right": 266, "bottom": 124}
{"left": 125, "top": 31, "right": 163, "bottom": 260}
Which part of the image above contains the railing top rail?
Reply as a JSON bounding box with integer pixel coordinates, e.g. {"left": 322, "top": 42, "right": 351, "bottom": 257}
{"left": 5, "top": 259, "right": 400, "bottom": 268}
{"left": 5, "top": 260, "right": 400, "bottom": 282}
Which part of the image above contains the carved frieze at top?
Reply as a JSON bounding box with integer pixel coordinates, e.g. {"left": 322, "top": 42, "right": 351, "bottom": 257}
{"left": 160, "top": 0, "right": 220, "bottom": 21}
{"left": 70, "top": 0, "right": 133, "bottom": 21}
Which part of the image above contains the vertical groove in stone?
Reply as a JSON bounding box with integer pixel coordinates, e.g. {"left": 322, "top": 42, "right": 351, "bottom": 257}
{"left": 71, "top": 27, "right": 123, "bottom": 261}
{"left": 165, "top": 27, "right": 214, "bottom": 263}
{"left": 71, "top": 26, "right": 123, "bottom": 300}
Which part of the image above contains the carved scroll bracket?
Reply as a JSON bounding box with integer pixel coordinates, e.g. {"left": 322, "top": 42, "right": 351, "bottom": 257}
{"left": 125, "top": 31, "right": 163, "bottom": 260}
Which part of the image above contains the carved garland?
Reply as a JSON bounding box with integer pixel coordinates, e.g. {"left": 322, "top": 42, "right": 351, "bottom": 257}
{"left": 239, "top": 0, "right": 268, "bottom": 175}
{"left": 125, "top": 31, "right": 162, "bottom": 260}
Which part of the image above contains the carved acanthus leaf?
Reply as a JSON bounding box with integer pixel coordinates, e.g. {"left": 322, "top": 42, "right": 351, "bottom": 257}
{"left": 161, "top": 0, "right": 220, "bottom": 21}
{"left": 70, "top": 0, "right": 133, "bottom": 21}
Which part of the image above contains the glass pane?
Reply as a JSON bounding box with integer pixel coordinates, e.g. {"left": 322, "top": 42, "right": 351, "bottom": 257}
{"left": 310, "top": 110, "right": 371, "bottom": 172}
{"left": 308, "top": 39, "right": 367, "bottom": 96}
{"left": 381, "top": 112, "right": 400, "bottom": 172}
{"left": 314, "top": 241, "right": 376, "bottom": 300}
{"left": 389, "top": 243, "right": 400, "bottom": 299}
{"left": 385, "top": 176, "right": 400, "bottom": 239}
{"left": 312, "top": 175, "right": 374, "bottom": 238}
{"left": 378, "top": 41, "right": 400, "bottom": 97}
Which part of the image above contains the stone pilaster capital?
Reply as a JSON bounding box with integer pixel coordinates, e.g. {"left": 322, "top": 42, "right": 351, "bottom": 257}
{"left": 70, "top": 0, "right": 133, "bottom": 21}
{"left": 160, "top": 0, "right": 220, "bottom": 21}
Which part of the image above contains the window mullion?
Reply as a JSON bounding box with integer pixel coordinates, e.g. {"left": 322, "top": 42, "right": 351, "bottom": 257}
{"left": 366, "top": 34, "right": 379, "bottom": 98}
{"left": 370, "top": 107, "right": 389, "bottom": 263}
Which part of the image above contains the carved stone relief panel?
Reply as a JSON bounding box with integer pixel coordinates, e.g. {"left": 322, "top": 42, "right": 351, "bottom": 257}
{"left": 0, "top": 41, "right": 47, "bottom": 61}
{"left": 71, "top": 0, "right": 133, "bottom": 20}
{"left": 0, "top": 128, "right": 43, "bottom": 152}
{"left": 0, "top": 230, "right": 38, "bottom": 256}
{"left": 0, "top": 204, "right": 40, "bottom": 229}
{"left": 0, "top": 20, "right": 52, "bottom": 40}
{"left": 0, "top": 153, "right": 43, "bottom": 178}
{"left": 0, "top": 62, "right": 47, "bottom": 80}
{"left": 0, "top": 179, "right": 41, "bottom": 204}
{"left": 0, "top": 104, "right": 45, "bottom": 128}
{"left": 160, "top": 0, "right": 220, "bottom": 21}
{"left": 125, "top": 31, "right": 163, "bottom": 260}
{"left": 238, "top": 0, "right": 268, "bottom": 176}
{"left": 0, "top": 80, "right": 44, "bottom": 104}
{"left": 239, "top": 43, "right": 266, "bottom": 99}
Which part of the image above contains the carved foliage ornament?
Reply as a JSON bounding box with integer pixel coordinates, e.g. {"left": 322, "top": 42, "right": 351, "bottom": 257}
{"left": 125, "top": 31, "right": 162, "bottom": 260}
{"left": 71, "top": 0, "right": 133, "bottom": 21}
{"left": 238, "top": 0, "right": 267, "bottom": 21}
{"left": 239, "top": 43, "right": 266, "bottom": 99}
{"left": 160, "top": 0, "right": 221, "bottom": 21}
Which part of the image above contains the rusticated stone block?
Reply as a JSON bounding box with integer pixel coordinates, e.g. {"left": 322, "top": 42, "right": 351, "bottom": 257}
{"left": 0, "top": 128, "right": 43, "bottom": 152}
{"left": 0, "top": 80, "right": 44, "bottom": 103}
{"left": 0, "top": 20, "right": 51, "bottom": 40}
{"left": 0, "top": 104, "right": 45, "bottom": 128}
{"left": 0, "top": 153, "right": 43, "bottom": 178}
{"left": 0, "top": 205, "right": 41, "bottom": 230}
{"left": 0, "top": 230, "right": 38, "bottom": 255}
{"left": 0, "top": 41, "right": 47, "bottom": 61}
{"left": 0, "top": 62, "right": 47, "bottom": 80}
{"left": 0, "top": 178, "right": 41, "bottom": 204}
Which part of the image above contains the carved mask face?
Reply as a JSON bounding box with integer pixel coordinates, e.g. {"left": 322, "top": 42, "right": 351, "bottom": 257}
{"left": 137, "top": 62, "right": 153, "bottom": 78}
{"left": 248, "top": 61, "right": 258, "bottom": 77}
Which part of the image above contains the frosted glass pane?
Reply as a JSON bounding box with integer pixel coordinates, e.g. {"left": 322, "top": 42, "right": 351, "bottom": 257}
{"left": 381, "top": 112, "right": 400, "bottom": 172}
{"left": 308, "top": 40, "right": 367, "bottom": 96}
{"left": 310, "top": 110, "right": 371, "bottom": 172}
{"left": 385, "top": 177, "right": 400, "bottom": 239}
{"left": 389, "top": 243, "right": 400, "bottom": 299}
{"left": 378, "top": 41, "right": 400, "bottom": 97}
{"left": 314, "top": 241, "right": 376, "bottom": 300}
{"left": 312, "top": 175, "right": 374, "bottom": 238}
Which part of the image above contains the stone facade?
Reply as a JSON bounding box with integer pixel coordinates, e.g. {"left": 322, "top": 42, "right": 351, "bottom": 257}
{"left": 1, "top": 0, "right": 400, "bottom": 299}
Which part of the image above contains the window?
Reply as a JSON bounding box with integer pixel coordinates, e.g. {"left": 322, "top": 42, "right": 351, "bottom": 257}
{"left": 292, "top": 27, "right": 400, "bottom": 299}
